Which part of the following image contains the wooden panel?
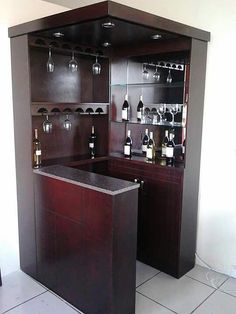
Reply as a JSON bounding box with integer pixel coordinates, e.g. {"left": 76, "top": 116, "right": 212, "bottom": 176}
{"left": 34, "top": 173, "right": 138, "bottom": 314}
{"left": 32, "top": 114, "right": 109, "bottom": 160}
{"left": 10, "top": 35, "right": 37, "bottom": 278}
{"left": 8, "top": 2, "right": 210, "bottom": 42}
{"left": 179, "top": 39, "right": 208, "bottom": 277}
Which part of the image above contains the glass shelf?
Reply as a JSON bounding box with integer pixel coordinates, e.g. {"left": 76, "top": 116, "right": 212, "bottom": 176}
{"left": 111, "top": 119, "right": 184, "bottom": 127}
{"left": 110, "top": 82, "right": 184, "bottom": 88}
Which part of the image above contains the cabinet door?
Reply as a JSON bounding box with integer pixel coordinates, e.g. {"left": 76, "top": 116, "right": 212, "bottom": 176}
{"left": 141, "top": 177, "right": 182, "bottom": 276}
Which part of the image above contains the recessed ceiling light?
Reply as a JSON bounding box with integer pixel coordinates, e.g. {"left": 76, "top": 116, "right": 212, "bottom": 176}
{"left": 102, "top": 22, "right": 115, "bottom": 29}
{"left": 53, "top": 32, "right": 64, "bottom": 38}
{"left": 151, "top": 34, "right": 162, "bottom": 40}
{"left": 102, "top": 42, "right": 111, "bottom": 47}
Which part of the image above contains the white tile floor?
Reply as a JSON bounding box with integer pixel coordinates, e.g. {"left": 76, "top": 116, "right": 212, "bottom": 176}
{"left": 1, "top": 262, "right": 236, "bottom": 314}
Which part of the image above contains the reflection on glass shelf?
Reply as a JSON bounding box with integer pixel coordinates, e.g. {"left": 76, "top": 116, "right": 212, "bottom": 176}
{"left": 110, "top": 81, "right": 184, "bottom": 88}
{"left": 111, "top": 119, "right": 184, "bottom": 127}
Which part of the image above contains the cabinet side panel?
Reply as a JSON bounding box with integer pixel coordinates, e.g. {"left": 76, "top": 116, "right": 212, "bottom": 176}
{"left": 10, "top": 36, "right": 36, "bottom": 277}
{"left": 112, "top": 190, "right": 138, "bottom": 314}
{"left": 180, "top": 39, "right": 208, "bottom": 276}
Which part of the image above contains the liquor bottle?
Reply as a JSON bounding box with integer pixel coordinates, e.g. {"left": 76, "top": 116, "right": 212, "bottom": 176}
{"left": 88, "top": 125, "right": 96, "bottom": 158}
{"left": 142, "top": 128, "right": 149, "bottom": 153}
{"left": 137, "top": 95, "right": 144, "bottom": 122}
{"left": 122, "top": 94, "right": 129, "bottom": 121}
{"left": 32, "top": 129, "right": 41, "bottom": 169}
{"left": 124, "top": 129, "right": 132, "bottom": 158}
{"left": 166, "top": 133, "right": 175, "bottom": 165}
{"left": 161, "top": 130, "right": 169, "bottom": 157}
{"left": 146, "top": 131, "right": 156, "bottom": 161}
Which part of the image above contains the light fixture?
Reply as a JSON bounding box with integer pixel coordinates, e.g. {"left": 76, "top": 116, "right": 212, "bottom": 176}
{"left": 102, "top": 41, "right": 111, "bottom": 47}
{"left": 53, "top": 32, "right": 64, "bottom": 38}
{"left": 151, "top": 34, "right": 162, "bottom": 40}
{"left": 102, "top": 21, "right": 115, "bottom": 29}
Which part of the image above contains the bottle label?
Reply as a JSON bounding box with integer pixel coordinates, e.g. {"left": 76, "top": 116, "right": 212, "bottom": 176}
{"left": 89, "top": 143, "right": 94, "bottom": 148}
{"left": 146, "top": 148, "right": 153, "bottom": 159}
{"left": 122, "top": 109, "right": 128, "bottom": 120}
{"left": 161, "top": 146, "right": 166, "bottom": 156}
{"left": 36, "top": 150, "right": 41, "bottom": 156}
{"left": 124, "top": 145, "right": 131, "bottom": 156}
{"left": 142, "top": 144, "right": 147, "bottom": 152}
{"left": 166, "top": 147, "right": 174, "bottom": 158}
{"left": 137, "top": 111, "right": 141, "bottom": 120}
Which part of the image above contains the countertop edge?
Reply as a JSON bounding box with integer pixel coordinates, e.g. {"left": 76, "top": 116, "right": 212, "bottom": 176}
{"left": 33, "top": 169, "right": 140, "bottom": 196}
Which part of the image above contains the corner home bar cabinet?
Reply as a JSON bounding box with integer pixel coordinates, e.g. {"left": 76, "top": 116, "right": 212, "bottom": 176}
{"left": 9, "top": 2, "right": 210, "bottom": 313}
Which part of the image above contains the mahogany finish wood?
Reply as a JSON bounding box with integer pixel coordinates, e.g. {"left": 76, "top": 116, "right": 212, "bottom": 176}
{"left": 34, "top": 173, "right": 138, "bottom": 314}
{"left": 8, "top": 2, "right": 210, "bottom": 42}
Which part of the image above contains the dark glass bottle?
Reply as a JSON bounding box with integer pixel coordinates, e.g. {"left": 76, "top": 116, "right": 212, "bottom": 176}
{"left": 166, "top": 133, "right": 175, "bottom": 166}
{"left": 122, "top": 94, "right": 129, "bottom": 121}
{"left": 88, "top": 125, "right": 96, "bottom": 158}
{"left": 146, "top": 131, "right": 156, "bottom": 161}
{"left": 137, "top": 95, "right": 144, "bottom": 122}
{"left": 124, "top": 130, "right": 132, "bottom": 158}
{"left": 142, "top": 128, "right": 149, "bottom": 154}
{"left": 161, "top": 130, "right": 169, "bottom": 157}
{"left": 32, "top": 129, "right": 41, "bottom": 168}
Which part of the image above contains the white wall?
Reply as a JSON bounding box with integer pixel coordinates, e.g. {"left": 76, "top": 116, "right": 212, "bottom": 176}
{"left": 0, "top": 0, "right": 235, "bottom": 277}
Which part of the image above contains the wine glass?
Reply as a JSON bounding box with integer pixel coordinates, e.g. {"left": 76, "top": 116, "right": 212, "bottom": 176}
{"left": 153, "top": 66, "right": 160, "bottom": 82}
{"left": 168, "top": 104, "right": 179, "bottom": 125}
{"left": 166, "top": 69, "right": 172, "bottom": 83}
{"left": 46, "top": 47, "right": 54, "bottom": 73}
{"left": 142, "top": 64, "right": 149, "bottom": 80}
{"left": 63, "top": 114, "right": 72, "bottom": 131}
{"left": 68, "top": 51, "right": 78, "bottom": 72}
{"left": 42, "top": 115, "right": 52, "bottom": 133}
{"left": 157, "top": 103, "right": 166, "bottom": 124}
{"left": 92, "top": 56, "right": 101, "bottom": 75}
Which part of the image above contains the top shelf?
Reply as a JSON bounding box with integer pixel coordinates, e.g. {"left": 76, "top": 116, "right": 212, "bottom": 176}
{"left": 110, "top": 82, "right": 184, "bottom": 88}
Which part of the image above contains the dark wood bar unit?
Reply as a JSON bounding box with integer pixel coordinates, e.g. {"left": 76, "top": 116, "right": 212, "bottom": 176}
{"left": 9, "top": 2, "right": 210, "bottom": 313}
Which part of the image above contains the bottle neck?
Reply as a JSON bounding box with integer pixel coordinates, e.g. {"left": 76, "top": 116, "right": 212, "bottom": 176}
{"left": 91, "top": 126, "right": 95, "bottom": 134}
{"left": 149, "top": 132, "right": 153, "bottom": 140}
{"left": 140, "top": 95, "right": 143, "bottom": 102}
{"left": 145, "top": 129, "right": 148, "bottom": 135}
{"left": 125, "top": 94, "right": 128, "bottom": 101}
{"left": 34, "top": 129, "right": 38, "bottom": 139}
{"left": 127, "top": 130, "right": 131, "bottom": 137}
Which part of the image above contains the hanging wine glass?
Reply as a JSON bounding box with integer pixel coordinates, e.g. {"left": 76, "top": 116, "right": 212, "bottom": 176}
{"left": 153, "top": 65, "right": 160, "bottom": 82}
{"left": 63, "top": 114, "right": 72, "bottom": 131}
{"left": 142, "top": 64, "right": 149, "bottom": 80}
{"left": 46, "top": 47, "right": 54, "bottom": 73}
{"left": 166, "top": 69, "right": 172, "bottom": 83}
{"left": 68, "top": 51, "right": 78, "bottom": 72}
{"left": 92, "top": 56, "right": 101, "bottom": 75}
{"left": 42, "top": 115, "right": 53, "bottom": 133}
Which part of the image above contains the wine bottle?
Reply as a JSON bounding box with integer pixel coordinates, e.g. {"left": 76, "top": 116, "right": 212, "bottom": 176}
{"left": 161, "top": 130, "right": 169, "bottom": 157}
{"left": 137, "top": 95, "right": 144, "bottom": 122}
{"left": 182, "top": 138, "right": 186, "bottom": 159}
{"left": 122, "top": 94, "right": 129, "bottom": 121}
{"left": 124, "top": 130, "right": 132, "bottom": 158}
{"left": 88, "top": 125, "right": 96, "bottom": 158}
{"left": 166, "top": 133, "right": 175, "bottom": 165}
{"left": 146, "top": 131, "right": 156, "bottom": 161}
{"left": 32, "top": 129, "right": 41, "bottom": 169}
{"left": 142, "top": 128, "right": 149, "bottom": 153}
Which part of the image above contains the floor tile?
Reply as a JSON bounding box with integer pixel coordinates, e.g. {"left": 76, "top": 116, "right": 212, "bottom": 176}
{"left": 137, "top": 272, "right": 214, "bottom": 314}
{"left": 186, "top": 264, "right": 228, "bottom": 288}
{"left": 219, "top": 277, "right": 236, "bottom": 297}
{"left": 193, "top": 290, "right": 236, "bottom": 313}
{"left": 136, "top": 293, "right": 175, "bottom": 314}
{"left": 4, "top": 291, "right": 82, "bottom": 314}
{"left": 0, "top": 271, "right": 46, "bottom": 313}
{"left": 136, "top": 261, "right": 160, "bottom": 287}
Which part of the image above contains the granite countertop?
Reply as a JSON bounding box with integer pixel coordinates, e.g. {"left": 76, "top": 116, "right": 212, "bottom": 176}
{"left": 34, "top": 165, "right": 139, "bottom": 196}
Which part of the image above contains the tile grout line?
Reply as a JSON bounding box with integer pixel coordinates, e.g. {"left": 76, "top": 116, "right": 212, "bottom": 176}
{"left": 190, "top": 289, "right": 217, "bottom": 314}
{"left": 217, "top": 289, "right": 236, "bottom": 299}
{"left": 48, "top": 290, "right": 84, "bottom": 314}
{"left": 136, "top": 291, "right": 177, "bottom": 314}
{"left": 1, "top": 291, "right": 48, "bottom": 314}
{"left": 136, "top": 271, "right": 162, "bottom": 289}
{"left": 185, "top": 274, "right": 218, "bottom": 290}
{"left": 217, "top": 276, "right": 230, "bottom": 289}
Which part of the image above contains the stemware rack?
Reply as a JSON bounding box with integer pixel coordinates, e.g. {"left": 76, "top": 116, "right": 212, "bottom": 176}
{"left": 29, "top": 36, "right": 108, "bottom": 59}
{"left": 31, "top": 102, "right": 109, "bottom": 116}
